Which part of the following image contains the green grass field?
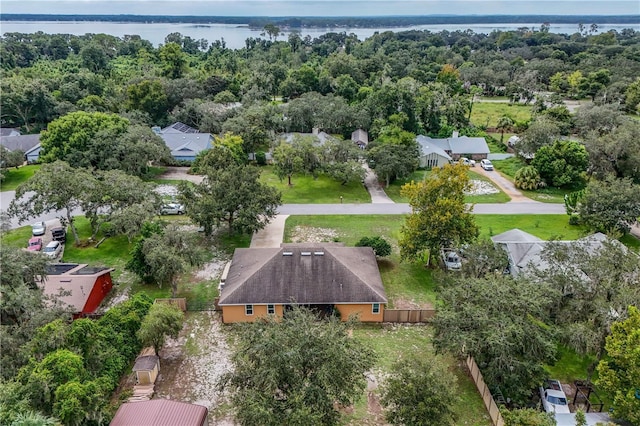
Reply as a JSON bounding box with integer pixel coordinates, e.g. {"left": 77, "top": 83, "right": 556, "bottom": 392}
{"left": 260, "top": 165, "right": 370, "bottom": 204}
{"left": 470, "top": 102, "right": 533, "bottom": 129}
{"left": 0, "top": 164, "right": 41, "bottom": 191}
{"left": 384, "top": 169, "right": 510, "bottom": 204}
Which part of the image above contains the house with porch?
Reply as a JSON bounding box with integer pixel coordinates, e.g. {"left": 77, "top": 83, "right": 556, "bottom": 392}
{"left": 218, "top": 243, "right": 387, "bottom": 323}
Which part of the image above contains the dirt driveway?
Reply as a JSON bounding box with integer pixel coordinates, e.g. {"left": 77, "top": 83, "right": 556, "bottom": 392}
{"left": 159, "top": 166, "right": 204, "bottom": 184}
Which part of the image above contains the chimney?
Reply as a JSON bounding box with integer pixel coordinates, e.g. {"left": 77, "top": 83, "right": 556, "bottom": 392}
{"left": 452, "top": 131, "right": 459, "bottom": 138}
{"left": 312, "top": 127, "right": 319, "bottom": 135}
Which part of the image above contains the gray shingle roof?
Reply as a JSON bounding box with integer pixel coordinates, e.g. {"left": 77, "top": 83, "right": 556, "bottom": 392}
{"left": 160, "top": 133, "right": 213, "bottom": 157}
{"left": 219, "top": 243, "right": 387, "bottom": 305}
{"left": 416, "top": 134, "right": 489, "bottom": 155}
{"left": 416, "top": 137, "right": 452, "bottom": 160}
{"left": 161, "top": 122, "right": 199, "bottom": 134}
{"left": 0, "top": 134, "right": 41, "bottom": 152}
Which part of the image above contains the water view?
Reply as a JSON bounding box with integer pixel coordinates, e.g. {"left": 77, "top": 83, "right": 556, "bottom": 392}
{"left": 1, "top": 20, "right": 637, "bottom": 49}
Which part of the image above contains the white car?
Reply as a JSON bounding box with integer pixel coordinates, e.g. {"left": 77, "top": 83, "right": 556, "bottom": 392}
{"left": 43, "top": 241, "right": 62, "bottom": 259}
{"left": 160, "top": 203, "right": 185, "bottom": 215}
{"left": 31, "top": 221, "right": 46, "bottom": 236}
{"left": 480, "top": 159, "right": 494, "bottom": 171}
{"left": 441, "top": 249, "right": 462, "bottom": 271}
{"left": 539, "top": 379, "right": 570, "bottom": 414}
{"left": 460, "top": 157, "right": 476, "bottom": 167}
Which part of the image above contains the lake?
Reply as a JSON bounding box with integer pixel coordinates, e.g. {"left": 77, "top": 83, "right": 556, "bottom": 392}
{"left": 1, "top": 20, "right": 638, "bottom": 49}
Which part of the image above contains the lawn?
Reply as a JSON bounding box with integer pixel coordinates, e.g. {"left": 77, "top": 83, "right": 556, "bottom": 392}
{"left": 491, "top": 157, "right": 582, "bottom": 203}
{"left": 384, "top": 169, "right": 510, "bottom": 204}
{"left": 0, "top": 164, "right": 40, "bottom": 191}
{"left": 470, "top": 102, "right": 532, "bottom": 129}
{"left": 259, "top": 165, "right": 370, "bottom": 204}
{"left": 475, "top": 215, "right": 588, "bottom": 240}
{"left": 346, "top": 324, "right": 491, "bottom": 426}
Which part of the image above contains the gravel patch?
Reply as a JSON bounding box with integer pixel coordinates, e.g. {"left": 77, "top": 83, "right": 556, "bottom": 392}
{"left": 465, "top": 179, "right": 499, "bottom": 195}
{"left": 154, "top": 184, "right": 179, "bottom": 197}
{"left": 289, "top": 226, "right": 341, "bottom": 243}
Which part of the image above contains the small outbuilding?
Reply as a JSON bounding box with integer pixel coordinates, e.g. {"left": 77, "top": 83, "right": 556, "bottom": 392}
{"left": 133, "top": 355, "right": 160, "bottom": 386}
{"left": 110, "top": 400, "right": 209, "bottom": 426}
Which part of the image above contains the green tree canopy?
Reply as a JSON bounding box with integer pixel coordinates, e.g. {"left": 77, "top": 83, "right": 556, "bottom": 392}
{"left": 399, "top": 163, "right": 478, "bottom": 263}
{"left": 596, "top": 306, "right": 640, "bottom": 424}
{"left": 137, "top": 302, "right": 185, "bottom": 355}
{"left": 39, "top": 111, "right": 130, "bottom": 165}
{"left": 381, "top": 355, "right": 458, "bottom": 425}
{"left": 578, "top": 176, "right": 640, "bottom": 234}
{"left": 531, "top": 139, "right": 588, "bottom": 188}
{"left": 218, "top": 306, "right": 376, "bottom": 426}
{"left": 180, "top": 163, "right": 281, "bottom": 236}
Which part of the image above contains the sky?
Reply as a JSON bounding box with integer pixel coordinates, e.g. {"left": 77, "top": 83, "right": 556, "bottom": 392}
{"left": 1, "top": 0, "right": 639, "bottom": 17}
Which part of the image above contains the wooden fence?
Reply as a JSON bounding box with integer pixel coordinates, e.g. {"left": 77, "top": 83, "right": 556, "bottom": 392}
{"left": 154, "top": 298, "right": 187, "bottom": 312}
{"left": 466, "top": 355, "right": 505, "bottom": 426}
{"left": 383, "top": 309, "right": 435, "bottom": 323}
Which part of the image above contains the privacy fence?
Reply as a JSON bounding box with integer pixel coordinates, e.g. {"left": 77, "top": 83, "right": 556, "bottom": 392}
{"left": 466, "top": 355, "right": 505, "bottom": 426}
{"left": 382, "top": 309, "right": 435, "bottom": 323}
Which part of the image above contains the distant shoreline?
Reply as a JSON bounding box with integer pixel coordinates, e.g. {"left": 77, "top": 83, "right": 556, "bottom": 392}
{"left": 1, "top": 14, "right": 638, "bottom": 30}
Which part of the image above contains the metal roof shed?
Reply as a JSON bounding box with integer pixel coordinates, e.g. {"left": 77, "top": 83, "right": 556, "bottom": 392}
{"left": 110, "top": 400, "right": 208, "bottom": 426}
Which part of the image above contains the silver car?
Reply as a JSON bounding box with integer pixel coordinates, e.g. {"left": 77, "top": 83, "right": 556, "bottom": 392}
{"left": 31, "top": 221, "right": 46, "bottom": 236}
{"left": 160, "top": 203, "right": 185, "bottom": 215}
{"left": 43, "top": 241, "right": 62, "bottom": 259}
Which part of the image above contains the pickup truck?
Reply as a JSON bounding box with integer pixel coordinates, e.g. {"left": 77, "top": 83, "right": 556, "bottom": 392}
{"left": 539, "top": 379, "right": 570, "bottom": 414}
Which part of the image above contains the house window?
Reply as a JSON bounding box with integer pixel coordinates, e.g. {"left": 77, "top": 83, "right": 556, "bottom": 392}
{"left": 267, "top": 304, "right": 275, "bottom": 315}
{"left": 245, "top": 305, "right": 253, "bottom": 315}
{"left": 372, "top": 303, "right": 380, "bottom": 314}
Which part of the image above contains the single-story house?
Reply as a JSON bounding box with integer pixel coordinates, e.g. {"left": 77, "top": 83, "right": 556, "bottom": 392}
{"left": 133, "top": 354, "right": 160, "bottom": 386}
{"left": 218, "top": 243, "right": 388, "bottom": 323}
{"left": 416, "top": 139, "right": 452, "bottom": 169}
{"left": 150, "top": 122, "right": 213, "bottom": 162}
{"left": 42, "top": 263, "right": 114, "bottom": 318}
{"left": 110, "top": 400, "right": 208, "bottom": 426}
{"left": 491, "top": 229, "right": 609, "bottom": 277}
{"left": 416, "top": 131, "right": 490, "bottom": 161}
{"left": 159, "top": 133, "right": 213, "bottom": 162}
{"left": 351, "top": 128, "right": 369, "bottom": 149}
{"left": 0, "top": 134, "right": 42, "bottom": 162}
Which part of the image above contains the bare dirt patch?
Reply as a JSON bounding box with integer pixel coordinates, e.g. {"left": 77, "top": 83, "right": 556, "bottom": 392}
{"left": 154, "top": 311, "right": 235, "bottom": 425}
{"left": 392, "top": 297, "right": 433, "bottom": 310}
{"left": 289, "top": 226, "right": 341, "bottom": 243}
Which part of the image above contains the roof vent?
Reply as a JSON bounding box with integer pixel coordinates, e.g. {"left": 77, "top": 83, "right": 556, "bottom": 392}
{"left": 283, "top": 252, "right": 293, "bottom": 256}
{"left": 301, "top": 252, "right": 311, "bottom": 256}
{"left": 314, "top": 251, "right": 324, "bottom": 256}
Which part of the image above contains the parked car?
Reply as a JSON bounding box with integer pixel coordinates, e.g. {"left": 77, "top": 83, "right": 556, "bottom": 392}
{"left": 43, "top": 241, "right": 62, "bottom": 259}
{"left": 51, "top": 226, "right": 67, "bottom": 243}
{"left": 160, "top": 203, "right": 185, "bottom": 215}
{"left": 480, "top": 159, "right": 494, "bottom": 171}
{"left": 441, "top": 248, "right": 462, "bottom": 271}
{"left": 539, "top": 379, "right": 570, "bottom": 414}
{"left": 27, "top": 237, "right": 43, "bottom": 252}
{"left": 460, "top": 157, "right": 476, "bottom": 167}
{"left": 31, "top": 221, "right": 46, "bottom": 236}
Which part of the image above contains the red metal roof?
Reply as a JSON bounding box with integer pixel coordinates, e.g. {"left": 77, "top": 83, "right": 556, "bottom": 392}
{"left": 110, "top": 400, "right": 208, "bottom": 426}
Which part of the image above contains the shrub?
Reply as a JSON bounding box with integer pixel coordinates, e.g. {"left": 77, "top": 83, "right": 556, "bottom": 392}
{"left": 514, "top": 166, "right": 541, "bottom": 190}
{"left": 355, "top": 236, "right": 392, "bottom": 257}
{"left": 255, "top": 151, "right": 267, "bottom": 166}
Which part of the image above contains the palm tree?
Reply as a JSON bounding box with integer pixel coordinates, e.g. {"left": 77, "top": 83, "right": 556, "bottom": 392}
{"left": 496, "top": 115, "right": 514, "bottom": 144}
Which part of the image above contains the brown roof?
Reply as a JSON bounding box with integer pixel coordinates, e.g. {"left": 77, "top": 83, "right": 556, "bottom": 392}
{"left": 41, "top": 264, "right": 113, "bottom": 313}
{"left": 218, "top": 244, "right": 387, "bottom": 306}
{"left": 110, "top": 400, "right": 208, "bottom": 426}
{"left": 133, "top": 355, "right": 159, "bottom": 372}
